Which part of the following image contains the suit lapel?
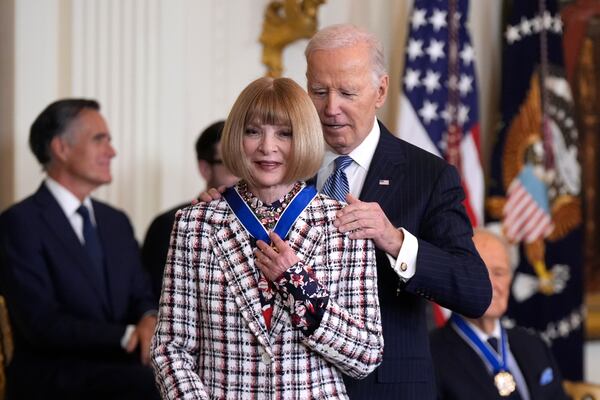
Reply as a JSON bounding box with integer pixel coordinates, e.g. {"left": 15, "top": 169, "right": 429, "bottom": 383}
{"left": 214, "top": 214, "right": 273, "bottom": 353}
{"left": 508, "top": 329, "right": 540, "bottom": 398}
{"left": 359, "top": 122, "right": 406, "bottom": 212}
{"left": 35, "top": 185, "right": 111, "bottom": 313}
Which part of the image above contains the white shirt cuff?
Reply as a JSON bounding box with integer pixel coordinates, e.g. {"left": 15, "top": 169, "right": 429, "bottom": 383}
{"left": 386, "top": 227, "right": 418, "bottom": 282}
{"left": 120, "top": 324, "right": 136, "bottom": 349}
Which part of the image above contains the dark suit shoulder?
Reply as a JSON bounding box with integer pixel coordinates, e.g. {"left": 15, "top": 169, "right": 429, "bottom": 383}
{"left": 0, "top": 199, "right": 38, "bottom": 248}
{"left": 379, "top": 121, "right": 449, "bottom": 172}
{"left": 507, "top": 326, "right": 553, "bottom": 357}
{"left": 0, "top": 192, "right": 39, "bottom": 219}
{"left": 0, "top": 186, "right": 56, "bottom": 233}
{"left": 507, "top": 325, "right": 542, "bottom": 340}
{"left": 145, "top": 203, "right": 188, "bottom": 238}
{"left": 91, "top": 198, "right": 130, "bottom": 219}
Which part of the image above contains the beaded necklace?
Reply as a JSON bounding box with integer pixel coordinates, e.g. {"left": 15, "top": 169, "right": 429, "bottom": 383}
{"left": 237, "top": 181, "right": 304, "bottom": 229}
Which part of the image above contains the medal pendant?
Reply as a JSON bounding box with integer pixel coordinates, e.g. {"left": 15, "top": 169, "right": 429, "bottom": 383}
{"left": 494, "top": 371, "right": 516, "bottom": 396}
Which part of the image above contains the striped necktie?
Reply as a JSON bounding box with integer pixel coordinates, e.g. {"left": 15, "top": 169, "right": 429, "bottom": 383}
{"left": 321, "top": 155, "right": 353, "bottom": 202}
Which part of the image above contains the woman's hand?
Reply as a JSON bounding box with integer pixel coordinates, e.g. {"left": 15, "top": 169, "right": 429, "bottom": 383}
{"left": 254, "top": 231, "right": 299, "bottom": 281}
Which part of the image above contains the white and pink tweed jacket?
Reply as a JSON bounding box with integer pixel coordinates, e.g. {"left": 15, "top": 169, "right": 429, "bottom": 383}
{"left": 151, "top": 193, "right": 383, "bottom": 399}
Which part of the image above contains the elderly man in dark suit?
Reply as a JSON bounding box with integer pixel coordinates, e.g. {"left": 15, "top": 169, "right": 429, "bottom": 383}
{"left": 306, "top": 24, "right": 491, "bottom": 399}
{"left": 201, "top": 24, "right": 492, "bottom": 399}
{"left": 0, "top": 99, "right": 159, "bottom": 399}
{"left": 430, "top": 228, "right": 568, "bottom": 400}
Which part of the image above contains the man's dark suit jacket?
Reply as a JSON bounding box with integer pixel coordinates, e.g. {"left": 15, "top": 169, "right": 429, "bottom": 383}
{"left": 430, "top": 322, "right": 569, "bottom": 400}
{"left": 0, "top": 183, "right": 156, "bottom": 398}
{"left": 342, "top": 122, "right": 492, "bottom": 399}
{"left": 142, "top": 202, "right": 189, "bottom": 300}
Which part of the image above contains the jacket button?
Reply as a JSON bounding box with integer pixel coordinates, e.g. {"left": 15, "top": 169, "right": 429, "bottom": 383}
{"left": 261, "top": 352, "right": 271, "bottom": 365}
{"left": 400, "top": 262, "right": 408, "bottom": 272}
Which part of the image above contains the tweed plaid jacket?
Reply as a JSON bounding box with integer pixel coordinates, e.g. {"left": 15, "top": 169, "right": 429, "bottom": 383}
{"left": 151, "top": 192, "right": 383, "bottom": 399}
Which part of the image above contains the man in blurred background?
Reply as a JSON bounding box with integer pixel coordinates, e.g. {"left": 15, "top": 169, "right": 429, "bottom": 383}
{"left": 430, "top": 228, "right": 568, "bottom": 400}
{"left": 142, "top": 120, "right": 238, "bottom": 299}
{"left": 0, "top": 99, "right": 159, "bottom": 399}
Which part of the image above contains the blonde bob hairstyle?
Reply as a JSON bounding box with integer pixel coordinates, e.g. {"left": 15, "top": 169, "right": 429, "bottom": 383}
{"left": 221, "top": 77, "right": 324, "bottom": 187}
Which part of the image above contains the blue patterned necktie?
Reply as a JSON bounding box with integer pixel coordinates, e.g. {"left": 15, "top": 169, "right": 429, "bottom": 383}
{"left": 77, "top": 205, "right": 106, "bottom": 287}
{"left": 321, "top": 155, "right": 353, "bottom": 202}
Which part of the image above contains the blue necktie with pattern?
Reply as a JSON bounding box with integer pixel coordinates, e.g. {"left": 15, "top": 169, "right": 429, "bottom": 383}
{"left": 321, "top": 155, "right": 353, "bottom": 202}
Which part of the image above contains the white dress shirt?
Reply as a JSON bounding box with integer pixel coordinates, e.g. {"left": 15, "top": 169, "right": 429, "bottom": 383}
{"left": 316, "top": 117, "right": 418, "bottom": 282}
{"left": 45, "top": 177, "right": 96, "bottom": 244}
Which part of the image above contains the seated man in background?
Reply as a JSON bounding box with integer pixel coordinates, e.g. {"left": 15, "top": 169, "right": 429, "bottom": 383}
{"left": 430, "top": 228, "right": 568, "bottom": 400}
{"left": 142, "top": 120, "right": 238, "bottom": 299}
{"left": 0, "top": 99, "right": 159, "bottom": 400}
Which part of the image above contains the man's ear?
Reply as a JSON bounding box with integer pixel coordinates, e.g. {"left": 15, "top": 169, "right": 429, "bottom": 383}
{"left": 50, "top": 136, "right": 69, "bottom": 163}
{"left": 198, "top": 160, "right": 212, "bottom": 181}
{"left": 375, "top": 74, "right": 389, "bottom": 109}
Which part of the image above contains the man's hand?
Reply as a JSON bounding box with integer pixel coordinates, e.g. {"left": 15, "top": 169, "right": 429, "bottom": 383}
{"left": 334, "top": 194, "right": 404, "bottom": 256}
{"left": 125, "top": 314, "right": 157, "bottom": 366}
{"left": 193, "top": 185, "right": 227, "bottom": 204}
{"left": 254, "top": 231, "right": 300, "bottom": 281}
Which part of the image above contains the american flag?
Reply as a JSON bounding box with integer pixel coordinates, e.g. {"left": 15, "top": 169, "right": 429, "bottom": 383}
{"left": 503, "top": 165, "right": 554, "bottom": 243}
{"left": 398, "top": 0, "right": 483, "bottom": 227}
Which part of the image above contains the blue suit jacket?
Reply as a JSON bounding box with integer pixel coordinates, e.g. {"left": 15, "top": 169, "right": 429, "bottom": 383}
{"left": 342, "top": 123, "right": 492, "bottom": 399}
{"left": 430, "top": 323, "right": 569, "bottom": 400}
{"left": 0, "top": 183, "right": 155, "bottom": 392}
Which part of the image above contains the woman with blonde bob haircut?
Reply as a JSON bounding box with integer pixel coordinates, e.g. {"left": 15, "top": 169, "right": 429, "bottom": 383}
{"left": 221, "top": 76, "right": 324, "bottom": 185}
{"left": 151, "top": 76, "right": 383, "bottom": 399}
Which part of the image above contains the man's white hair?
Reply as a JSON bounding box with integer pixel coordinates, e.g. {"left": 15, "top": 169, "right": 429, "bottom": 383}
{"left": 305, "top": 24, "right": 387, "bottom": 86}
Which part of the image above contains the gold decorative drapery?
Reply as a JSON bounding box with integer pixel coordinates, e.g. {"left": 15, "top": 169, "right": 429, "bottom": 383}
{"left": 259, "top": 0, "right": 326, "bottom": 78}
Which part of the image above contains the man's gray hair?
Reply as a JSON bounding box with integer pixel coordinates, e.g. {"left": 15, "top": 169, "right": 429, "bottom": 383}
{"left": 305, "top": 24, "right": 387, "bottom": 85}
{"left": 474, "top": 224, "right": 518, "bottom": 271}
